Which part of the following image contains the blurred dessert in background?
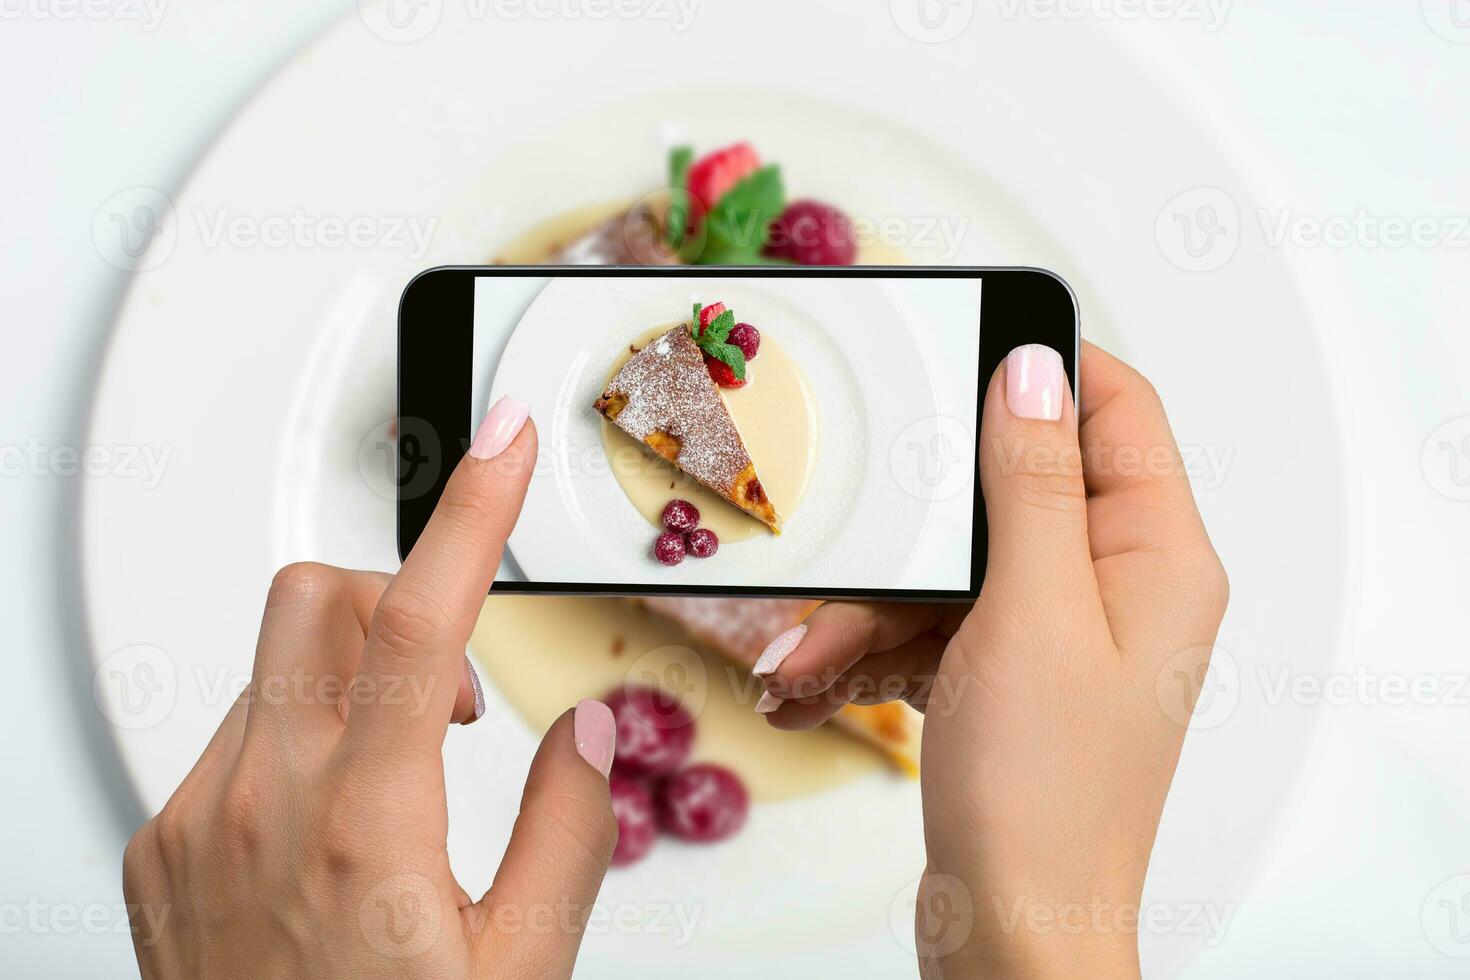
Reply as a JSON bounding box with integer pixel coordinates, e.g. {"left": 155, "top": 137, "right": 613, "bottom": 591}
{"left": 639, "top": 597, "right": 922, "bottom": 776}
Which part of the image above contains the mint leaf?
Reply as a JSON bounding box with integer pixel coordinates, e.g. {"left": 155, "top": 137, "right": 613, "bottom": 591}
{"left": 691, "top": 302, "right": 703, "bottom": 338}
{"left": 704, "top": 342, "right": 747, "bottom": 381}
{"left": 704, "top": 310, "right": 735, "bottom": 344}
{"left": 665, "top": 146, "right": 694, "bottom": 248}
{"left": 695, "top": 165, "right": 786, "bottom": 265}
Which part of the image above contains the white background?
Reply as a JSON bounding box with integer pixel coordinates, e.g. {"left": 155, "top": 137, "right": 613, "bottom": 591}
{"left": 2, "top": 2, "right": 1468, "bottom": 976}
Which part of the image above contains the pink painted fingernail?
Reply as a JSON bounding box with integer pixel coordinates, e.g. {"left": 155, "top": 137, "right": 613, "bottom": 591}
{"left": 755, "top": 691, "right": 784, "bottom": 714}
{"left": 461, "top": 657, "right": 485, "bottom": 725}
{"left": 574, "top": 699, "right": 615, "bottom": 779}
{"left": 753, "top": 624, "right": 807, "bottom": 678}
{"left": 1005, "top": 345, "right": 1064, "bottom": 421}
{"left": 469, "top": 395, "right": 530, "bottom": 460}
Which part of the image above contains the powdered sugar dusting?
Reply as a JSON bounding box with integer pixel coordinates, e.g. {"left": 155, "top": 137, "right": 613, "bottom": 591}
{"left": 600, "top": 325, "right": 751, "bottom": 494}
{"left": 639, "top": 597, "right": 819, "bottom": 667}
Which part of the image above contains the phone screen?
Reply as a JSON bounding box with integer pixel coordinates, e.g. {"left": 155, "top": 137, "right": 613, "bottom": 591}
{"left": 466, "top": 272, "right": 982, "bottom": 595}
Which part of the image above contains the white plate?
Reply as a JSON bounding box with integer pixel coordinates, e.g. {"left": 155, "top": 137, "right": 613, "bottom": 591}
{"left": 492, "top": 276, "right": 937, "bottom": 588}
{"left": 82, "top": 4, "right": 1352, "bottom": 976}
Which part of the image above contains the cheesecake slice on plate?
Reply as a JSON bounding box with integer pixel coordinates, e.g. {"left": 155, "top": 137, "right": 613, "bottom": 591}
{"left": 595, "top": 323, "right": 781, "bottom": 532}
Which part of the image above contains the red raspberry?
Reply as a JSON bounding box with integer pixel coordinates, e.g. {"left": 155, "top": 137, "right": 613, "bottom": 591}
{"left": 661, "top": 499, "right": 700, "bottom": 533}
{"left": 703, "top": 353, "right": 746, "bottom": 389}
{"left": 656, "top": 764, "right": 749, "bottom": 844}
{"left": 603, "top": 686, "right": 696, "bottom": 778}
{"left": 608, "top": 775, "right": 658, "bottom": 867}
{"left": 686, "top": 144, "right": 760, "bottom": 226}
{"left": 685, "top": 528, "right": 719, "bottom": 558}
{"left": 653, "top": 531, "right": 686, "bottom": 566}
{"left": 762, "top": 199, "right": 858, "bottom": 266}
{"left": 727, "top": 323, "right": 760, "bottom": 361}
{"left": 696, "top": 302, "right": 727, "bottom": 334}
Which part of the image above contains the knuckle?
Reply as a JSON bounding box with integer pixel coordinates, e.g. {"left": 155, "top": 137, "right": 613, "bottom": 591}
{"left": 149, "top": 804, "right": 192, "bottom": 869}
{"left": 369, "top": 588, "right": 445, "bottom": 658}
{"left": 1006, "top": 465, "right": 1087, "bottom": 514}
{"left": 267, "top": 562, "right": 337, "bottom": 609}
{"left": 122, "top": 826, "right": 160, "bottom": 894}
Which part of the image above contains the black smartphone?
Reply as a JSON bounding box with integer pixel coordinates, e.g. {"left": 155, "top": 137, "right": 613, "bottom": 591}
{"left": 398, "top": 266, "right": 1077, "bottom": 601}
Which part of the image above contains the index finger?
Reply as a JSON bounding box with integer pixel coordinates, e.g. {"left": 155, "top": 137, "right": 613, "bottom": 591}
{"left": 345, "top": 397, "right": 535, "bottom": 759}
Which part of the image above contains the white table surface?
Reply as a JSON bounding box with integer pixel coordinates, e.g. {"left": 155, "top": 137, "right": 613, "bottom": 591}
{"left": 2, "top": 3, "right": 1468, "bottom": 976}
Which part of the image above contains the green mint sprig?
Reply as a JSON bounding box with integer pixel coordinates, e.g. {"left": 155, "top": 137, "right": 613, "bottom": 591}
{"left": 689, "top": 302, "right": 747, "bottom": 380}
{"left": 664, "top": 146, "right": 791, "bottom": 265}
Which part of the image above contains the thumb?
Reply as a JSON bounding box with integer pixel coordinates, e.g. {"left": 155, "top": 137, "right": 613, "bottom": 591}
{"left": 468, "top": 701, "right": 618, "bottom": 976}
{"left": 978, "top": 344, "right": 1095, "bottom": 599}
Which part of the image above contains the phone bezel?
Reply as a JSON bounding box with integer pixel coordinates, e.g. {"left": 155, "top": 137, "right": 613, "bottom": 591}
{"left": 398, "top": 265, "right": 1079, "bottom": 600}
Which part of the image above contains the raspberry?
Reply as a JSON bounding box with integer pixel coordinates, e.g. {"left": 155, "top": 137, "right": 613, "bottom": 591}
{"left": 727, "top": 323, "right": 760, "bottom": 361}
{"left": 762, "top": 200, "right": 858, "bottom": 266}
{"left": 608, "top": 775, "right": 658, "bottom": 867}
{"left": 703, "top": 353, "right": 746, "bottom": 389}
{"left": 686, "top": 144, "right": 760, "bottom": 226}
{"left": 661, "top": 499, "right": 700, "bottom": 533}
{"left": 654, "top": 531, "right": 686, "bottom": 566}
{"left": 697, "top": 302, "right": 727, "bottom": 334}
{"left": 603, "top": 686, "right": 696, "bottom": 778}
{"left": 656, "top": 764, "right": 749, "bottom": 844}
{"left": 685, "top": 528, "right": 718, "bottom": 558}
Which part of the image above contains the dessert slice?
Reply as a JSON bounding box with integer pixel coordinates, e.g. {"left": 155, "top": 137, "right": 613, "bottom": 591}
{"left": 595, "top": 324, "right": 781, "bottom": 532}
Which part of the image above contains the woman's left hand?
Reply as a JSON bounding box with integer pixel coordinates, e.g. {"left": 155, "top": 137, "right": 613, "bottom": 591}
{"left": 123, "top": 398, "right": 621, "bottom": 979}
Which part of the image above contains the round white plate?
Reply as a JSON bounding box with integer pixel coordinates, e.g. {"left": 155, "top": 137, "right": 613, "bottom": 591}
{"left": 493, "top": 276, "right": 936, "bottom": 588}
{"left": 82, "top": 4, "right": 1352, "bottom": 976}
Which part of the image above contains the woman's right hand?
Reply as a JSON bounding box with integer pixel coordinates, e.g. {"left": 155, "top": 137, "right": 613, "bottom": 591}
{"left": 753, "top": 342, "right": 1229, "bottom": 978}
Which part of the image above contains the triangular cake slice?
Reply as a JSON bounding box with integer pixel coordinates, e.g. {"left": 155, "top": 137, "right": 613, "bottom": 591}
{"left": 595, "top": 324, "right": 781, "bottom": 533}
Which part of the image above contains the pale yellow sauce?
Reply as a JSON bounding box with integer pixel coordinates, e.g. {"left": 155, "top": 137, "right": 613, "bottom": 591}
{"left": 599, "top": 325, "right": 817, "bottom": 543}
{"left": 471, "top": 596, "right": 884, "bottom": 802}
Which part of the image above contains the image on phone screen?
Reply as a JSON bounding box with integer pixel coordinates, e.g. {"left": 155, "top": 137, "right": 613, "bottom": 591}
{"left": 469, "top": 273, "right": 982, "bottom": 594}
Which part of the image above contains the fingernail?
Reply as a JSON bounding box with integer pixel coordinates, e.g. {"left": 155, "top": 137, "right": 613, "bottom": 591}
{"left": 753, "top": 624, "right": 807, "bottom": 678}
{"left": 461, "top": 657, "right": 485, "bottom": 725}
{"left": 755, "top": 691, "right": 784, "bottom": 714}
{"left": 469, "top": 395, "right": 530, "bottom": 460}
{"left": 1005, "top": 345, "right": 1064, "bottom": 421}
{"left": 574, "top": 699, "right": 615, "bottom": 779}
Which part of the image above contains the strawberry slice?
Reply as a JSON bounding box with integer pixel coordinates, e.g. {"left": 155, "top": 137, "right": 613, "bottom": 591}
{"left": 686, "top": 143, "right": 760, "bottom": 227}
{"left": 697, "top": 302, "right": 727, "bottom": 335}
{"left": 703, "top": 353, "right": 747, "bottom": 389}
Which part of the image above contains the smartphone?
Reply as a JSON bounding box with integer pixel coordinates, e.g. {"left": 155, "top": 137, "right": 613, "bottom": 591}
{"left": 398, "top": 266, "right": 1077, "bottom": 600}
